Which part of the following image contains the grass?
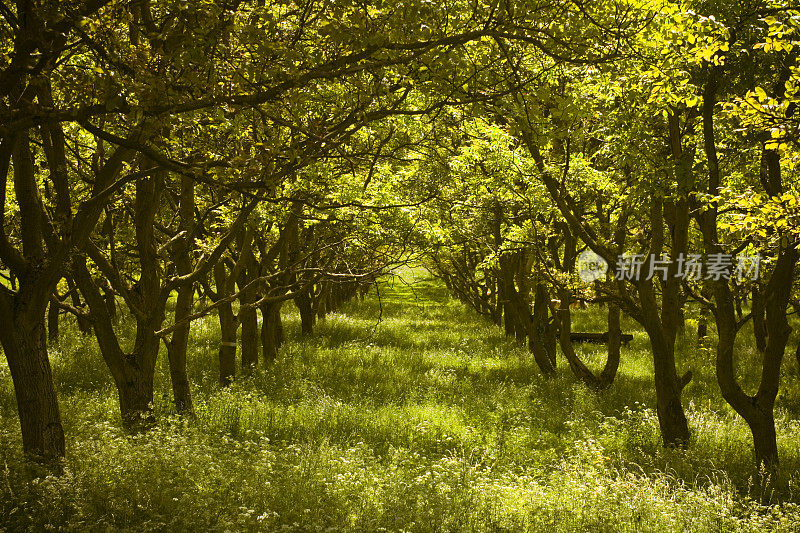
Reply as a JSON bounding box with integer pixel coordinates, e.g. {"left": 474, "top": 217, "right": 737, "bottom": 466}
{"left": 2, "top": 268, "right": 800, "bottom": 531}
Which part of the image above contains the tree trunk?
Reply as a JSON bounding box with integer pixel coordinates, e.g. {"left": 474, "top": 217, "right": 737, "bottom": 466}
{"left": 102, "top": 281, "right": 117, "bottom": 321}
{"left": 114, "top": 172, "right": 162, "bottom": 430}
{"left": 260, "top": 301, "right": 282, "bottom": 365}
{"left": 556, "top": 287, "right": 604, "bottom": 388}
{"left": 114, "top": 351, "right": 157, "bottom": 431}
{"left": 166, "top": 279, "right": 194, "bottom": 414}
{"left": 752, "top": 283, "right": 767, "bottom": 353}
{"left": 600, "top": 303, "right": 621, "bottom": 386}
{"left": 238, "top": 265, "right": 259, "bottom": 371}
{"left": 212, "top": 255, "right": 240, "bottom": 385}
{"left": 73, "top": 247, "right": 163, "bottom": 433}
{"left": 0, "top": 119, "right": 133, "bottom": 459}
{"left": 166, "top": 277, "right": 194, "bottom": 415}
{"left": 276, "top": 304, "right": 285, "bottom": 347}
{"left": 703, "top": 122, "right": 795, "bottom": 471}
{"left": 503, "top": 301, "right": 515, "bottom": 337}
{"left": 751, "top": 244, "right": 796, "bottom": 468}
{"left": 166, "top": 339, "right": 193, "bottom": 415}
{"left": 0, "top": 312, "right": 65, "bottom": 458}
{"left": 489, "top": 277, "right": 502, "bottom": 326}
{"left": 295, "top": 289, "right": 315, "bottom": 335}
{"left": 499, "top": 254, "right": 527, "bottom": 344}
{"left": 751, "top": 412, "right": 779, "bottom": 472}
{"left": 652, "top": 353, "right": 691, "bottom": 446}
{"left": 166, "top": 174, "right": 195, "bottom": 414}
{"left": 240, "top": 304, "right": 259, "bottom": 371}
{"left": 218, "top": 300, "right": 237, "bottom": 385}
{"left": 518, "top": 86, "right": 692, "bottom": 448}
{"left": 639, "top": 192, "right": 691, "bottom": 447}
{"left": 67, "top": 277, "right": 92, "bottom": 334}
{"left": 641, "top": 313, "right": 691, "bottom": 447}
{"left": 544, "top": 310, "right": 557, "bottom": 366}
{"left": 715, "top": 299, "right": 781, "bottom": 470}
{"left": 734, "top": 290, "right": 744, "bottom": 321}
{"left": 107, "top": 328, "right": 160, "bottom": 433}
{"left": 317, "top": 282, "right": 329, "bottom": 320}
{"left": 638, "top": 268, "right": 691, "bottom": 447}
{"left": 529, "top": 283, "right": 556, "bottom": 375}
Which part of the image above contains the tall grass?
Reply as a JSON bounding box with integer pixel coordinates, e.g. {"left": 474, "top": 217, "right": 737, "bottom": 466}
{"left": 1, "top": 270, "right": 800, "bottom": 531}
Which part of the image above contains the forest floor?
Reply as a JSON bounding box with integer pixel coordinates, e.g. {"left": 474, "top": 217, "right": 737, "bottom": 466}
{"left": 2, "top": 269, "right": 800, "bottom": 531}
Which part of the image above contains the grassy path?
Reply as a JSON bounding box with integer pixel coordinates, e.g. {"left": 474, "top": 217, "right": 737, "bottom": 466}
{"left": 1, "top": 270, "right": 799, "bottom": 531}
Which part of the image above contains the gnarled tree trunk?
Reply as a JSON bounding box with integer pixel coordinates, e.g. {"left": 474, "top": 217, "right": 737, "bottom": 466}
{"left": 699, "top": 75, "right": 795, "bottom": 470}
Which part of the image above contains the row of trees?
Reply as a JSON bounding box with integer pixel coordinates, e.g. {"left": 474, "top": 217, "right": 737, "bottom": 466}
{"left": 411, "top": 1, "right": 800, "bottom": 471}
{"left": 0, "top": 0, "right": 451, "bottom": 457}
{"left": 1, "top": 0, "right": 798, "bottom": 476}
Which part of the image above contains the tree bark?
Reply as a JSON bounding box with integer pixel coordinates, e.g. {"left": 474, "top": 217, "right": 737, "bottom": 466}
{"left": 166, "top": 334, "right": 193, "bottom": 415}
{"left": 237, "top": 263, "right": 259, "bottom": 372}
{"left": 499, "top": 253, "right": 527, "bottom": 344}
{"left": 638, "top": 280, "right": 691, "bottom": 447}
{"left": 712, "top": 261, "right": 790, "bottom": 470}
{"left": 530, "top": 283, "right": 556, "bottom": 375}
{"left": 166, "top": 272, "right": 194, "bottom": 415}
{"left": 317, "top": 282, "right": 330, "bottom": 320}
{"left": 166, "top": 278, "right": 194, "bottom": 412}
{"left": 67, "top": 276, "right": 92, "bottom": 334}
{"left": 205, "top": 226, "right": 256, "bottom": 385}
{"left": 115, "top": 342, "right": 158, "bottom": 431}
{"left": 600, "top": 303, "right": 622, "bottom": 386}
{"left": 697, "top": 313, "right": 708, "bottom": 342}
{"left": 0, "top": 306, "right": 65, "bottom": 458}
{"left": 502, "top": 293, "right": 515, "bottom": 337}
{"left": 102, "top": 280, "right": 117, "bottom": 321}
{"left": 752, "top": 283, "right": 767, "bottom": 353}
{"left": 295, "top": 289, "right": 316, "bottom": 335}
{"left": 0, "top": 108, "right": 133, "bottom": 458}
{"left": 260, "top": 301, "right": 283, "bottom": 365}
{"left": 165, "top": 176, "right": 195, "bottom": 414}
{"left": 239, "top": 301, "right": 259, "bottom": 371}
{"left": 215, "top": 261, "right": 238, "bottom": 385}
{"left": 217, "top": 307, "right": 237, "bottom": 385}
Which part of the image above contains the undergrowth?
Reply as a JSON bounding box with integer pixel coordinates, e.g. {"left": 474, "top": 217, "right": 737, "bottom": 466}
{"left": 2, "top": 270, "right": 800, "bottom": 531}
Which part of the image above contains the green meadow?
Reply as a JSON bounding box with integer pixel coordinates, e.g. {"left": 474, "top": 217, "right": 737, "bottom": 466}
{"left": 2, "top": 270, "right": 800, "bottom": 531}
